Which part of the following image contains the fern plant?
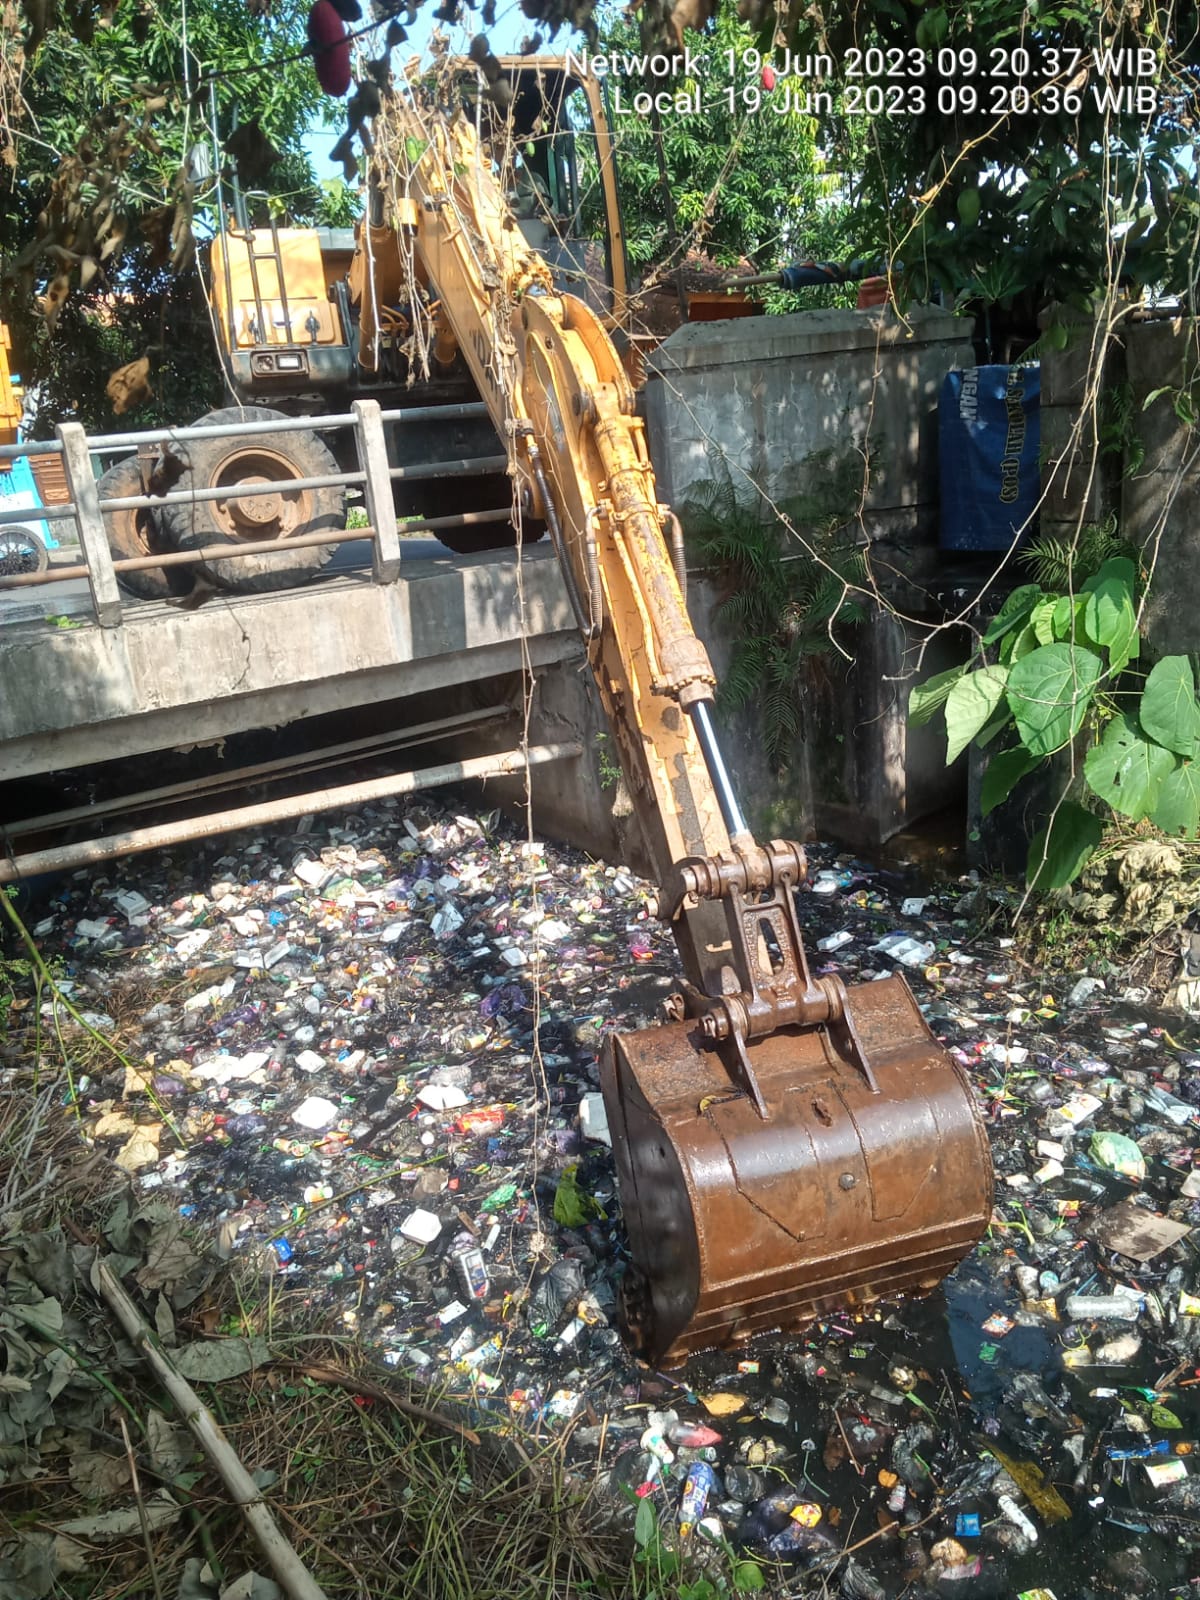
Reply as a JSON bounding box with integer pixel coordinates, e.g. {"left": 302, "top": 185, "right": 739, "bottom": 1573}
{"left": 1018, "top": 515, "right": 1139, "bottom": 593}
{"left": 681, "top": 457, "right": 867, "bottom": 768}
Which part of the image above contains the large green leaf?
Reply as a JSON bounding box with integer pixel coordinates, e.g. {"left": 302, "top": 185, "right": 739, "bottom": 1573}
{"left": 1083, "top": 572, "right": 1136, "bottom": 651}
{"left": 1030, "top": 598, "right": 1058, "bottom": 646}
{"left": 1082, "top": 556, "right": 1137, "bottom": 595}
{"left": 908, "top": 663, "right": 966, "bottom": 728}
{"left": 1027, "top": 802, "right": 1104, "bottom": 889}
{"left": 1139, "top": 656, "right": 1200, "bottom": 757}
{"left": 1007, "top": 643, "right": 1103, "bottom": 755}
{"left": 1084, "top": 714, "right": 1176, "bottom": 820}
{"left": 983, "top": 584, "right": 1042, "bottom": 645}
{"left": 980, "top": 747, "right": 1040, "bottom": 816}
{"left": 945, "top": 666, "right": 1009, "bottom": 764}
{"left": 1151, "top": 760, "right": 1200, "bottom": 839}
{"left": 634, "top": 1497, "right": 656, "bottom": 1549}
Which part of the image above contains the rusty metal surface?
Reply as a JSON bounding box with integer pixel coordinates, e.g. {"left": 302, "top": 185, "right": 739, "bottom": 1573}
{"left": 600, "top": 972, "right": 994, "bottom": 1367}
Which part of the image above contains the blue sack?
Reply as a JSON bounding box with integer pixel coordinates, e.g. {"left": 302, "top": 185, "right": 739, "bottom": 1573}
{"left": 939, "top": 364, "right": 1040, "bottom": 552}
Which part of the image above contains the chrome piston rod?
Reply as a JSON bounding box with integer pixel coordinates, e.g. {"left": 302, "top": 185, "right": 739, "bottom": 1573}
{"left": 687, "top": 699, "right": 751, "bottom": 845}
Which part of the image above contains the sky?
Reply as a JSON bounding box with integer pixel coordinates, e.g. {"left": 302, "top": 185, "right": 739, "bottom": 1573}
{"left": 306, "top": 0, "right": 571, "bottom": 183}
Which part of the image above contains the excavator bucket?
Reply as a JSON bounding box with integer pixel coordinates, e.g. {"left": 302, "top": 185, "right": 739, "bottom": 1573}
{"left": 600, "top": 972, "right": 993, "bottom": 1368}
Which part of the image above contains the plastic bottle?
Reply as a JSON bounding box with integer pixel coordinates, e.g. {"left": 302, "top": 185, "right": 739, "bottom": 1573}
{"left": 996, "top": 1494, "right": 1038, "bottom": 1543}
{"left": 1065, "top": 1292, "right": 1142, "bottom": 1321}
{"left": 678, "top": 1461, "right": 718, "bottom": 1537}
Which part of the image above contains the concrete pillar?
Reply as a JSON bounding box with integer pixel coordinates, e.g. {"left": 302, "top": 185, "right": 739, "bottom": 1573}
{"left": 1122, "top": 317, "right": 1200, "bottom": 658}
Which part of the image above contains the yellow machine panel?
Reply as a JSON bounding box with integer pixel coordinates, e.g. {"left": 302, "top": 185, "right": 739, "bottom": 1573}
{"left": 211, "top": 230, "right": 344, "bottom": 349}
{"left": 0, "top": 323, "right": 23, "bottom": 445}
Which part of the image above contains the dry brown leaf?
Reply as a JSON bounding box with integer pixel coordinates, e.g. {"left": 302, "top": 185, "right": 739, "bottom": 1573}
{"left": 40, "top": 271, "right": 71, "bottom": 329}
{"left": 667, "top": 0, "right": 716, "bottom": 41}
{"left": 106, "top": 355, "right": 151, "bottom": 414}
{"left": 115, "top": 1124, "right": 160, "bottom": 1171}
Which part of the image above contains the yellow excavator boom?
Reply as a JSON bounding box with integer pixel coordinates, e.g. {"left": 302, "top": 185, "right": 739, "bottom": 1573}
{"left": 359, "top": 70, "right": 993, "bottom": 1366}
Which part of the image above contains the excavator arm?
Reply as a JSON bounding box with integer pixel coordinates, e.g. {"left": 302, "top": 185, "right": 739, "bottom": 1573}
{"left": 364, "top": 79, "right": 993, "bottom": 1366}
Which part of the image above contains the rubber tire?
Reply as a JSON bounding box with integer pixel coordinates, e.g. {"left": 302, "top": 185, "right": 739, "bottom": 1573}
{"left": 0, "top": 525, "right": 49, "bottom": 577}
{"left": 159, "top": 405, "right": 345, "bottom": 594}
{"left": 97, "top": 455, "right": 194, "bottom": 601}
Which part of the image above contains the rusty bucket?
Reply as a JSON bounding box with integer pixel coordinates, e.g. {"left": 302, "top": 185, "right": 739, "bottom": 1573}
{"left": 600, "top": 972, "right": 993, "bottom": 1368}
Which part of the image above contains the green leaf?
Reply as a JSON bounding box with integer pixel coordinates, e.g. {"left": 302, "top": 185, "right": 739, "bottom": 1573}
{"left": 983, "top": 584, "right": 1042, "bottom": 645}
{"left": 957, "top": 187, "right": 981, "bottom": 226}
{"left": 1030, "top": 598, "right": 1058, "bottom": 646}
{"left": 1151, "top": 760, "right": 1200, "bottom": 839}
{"left": 1083, "top": 571, "right": 1136, "bottom": 654}
{"left": 1151, "top": 1403, "right": 1183, "bottom": 1429}
{"left": 1006, "top": 621, "right": 1042, "bottom": 663}
{"left": 1142, "top": 385, "right": 1173, "bottom": 410}
{"left": 732, "top": 1563, "right": 767, "bottom": 1593}
{"left": 908, "top": 663, "right": 966, "bottom": 728}
{"left": 1084, "top": 714, "right": 1176, "bottom": 820}
{"left": 553, "top": 1166, "right": 600, "bottom": 1227}
{"left": 1027, "top": 802, "right": 1104, "bottom": 889}
{"left": 1082, "top": 555, "right": 1137, "bottom": 595}
{"left": 1007, "top": 644, "right": 1102, "bottom": 756}
{"left": 1139, "top": 656, "right": 1200, "bottom": 757}
{"left": 634, "top": 1497, "right": 656, "bottom": 1550}
{"left": 976, "top": 699, "right": 1015, "bottom": 747}
{"left": 980, "top": 747, "right": 1040, "bottom": 816}
{"left": 1051, "top": 593, "right": 1079, "bottom": 640}
{"left": 945, "top": 666, "right": 1009, "bottom": 765}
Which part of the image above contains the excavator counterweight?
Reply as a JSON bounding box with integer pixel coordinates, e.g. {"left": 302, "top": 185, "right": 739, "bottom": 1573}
{"left": 361, "top": 63, "right": 994, "bottom": 1364}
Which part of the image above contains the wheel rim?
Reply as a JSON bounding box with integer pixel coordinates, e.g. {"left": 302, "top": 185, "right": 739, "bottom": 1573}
{"left": 210, "top": 446, "right": 313, "bottom": 541}
{"left": 109, "top": 503, "right": 157, "bottom": 560}
{"left": 0, "top": 530, "right": 42, "bottom": 576}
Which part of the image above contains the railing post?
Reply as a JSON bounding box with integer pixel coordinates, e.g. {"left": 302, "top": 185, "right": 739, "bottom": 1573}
{"left": 354, "top": 399, "right": 400, "bottom": 583}
{"left": 57, "top": 421, "right": 122, "bottom": 627}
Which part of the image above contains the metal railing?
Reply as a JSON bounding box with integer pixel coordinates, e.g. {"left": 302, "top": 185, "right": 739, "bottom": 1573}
{"left": 0, "top": 400, "right": 514, "bottom": 627}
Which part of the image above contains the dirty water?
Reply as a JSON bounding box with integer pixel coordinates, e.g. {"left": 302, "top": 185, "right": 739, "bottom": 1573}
{"left": 5, "top": 797, "right": 1200, "bottom": 1598}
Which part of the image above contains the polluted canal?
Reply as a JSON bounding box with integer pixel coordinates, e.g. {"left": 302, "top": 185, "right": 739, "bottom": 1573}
{"left": 9, "top": 796, "right": 1200, "bottom": 1599}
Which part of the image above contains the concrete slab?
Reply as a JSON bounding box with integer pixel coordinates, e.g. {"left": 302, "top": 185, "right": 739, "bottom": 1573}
{"left": 0, "top": 547, "right": 577, "bottom": 780}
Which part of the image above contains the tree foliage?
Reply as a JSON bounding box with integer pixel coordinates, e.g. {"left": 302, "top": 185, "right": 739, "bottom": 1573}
{"left": 736, "top": 0, "right": 1200, "bottom": 309}
{"left": 589, "top": 3, "right": 842, "bottom": 275}
{"left": 1, "top": 0, "right": 332, "bottom": 431}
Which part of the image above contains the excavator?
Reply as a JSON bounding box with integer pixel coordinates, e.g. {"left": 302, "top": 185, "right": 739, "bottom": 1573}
{"left": 113, "top": 56, "right": 995, "bottom": 1365}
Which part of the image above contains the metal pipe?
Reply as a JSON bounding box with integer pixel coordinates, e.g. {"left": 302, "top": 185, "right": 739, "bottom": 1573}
{"left": 0, "top": 527, "right": 359, "bottom": 587}
{"left": 0, "top": 439, "right": 65, "bottom": 461}
{"left": 5, "top": 705, "right": 508, "bottom": 838}
{"left": 83, "top": 401, "right": 490, "bottom": 453}
{"left": 389, "top": 454, "right": 508, "bottom": 482}
{"left": 687, "top": 699, "right": 750, "bottom": 843}
{"left": 266, "top": 202, "right": 294, "bottom": 345}
{"left": 0, "top": 501, "right": 77, "bottom": 527}
{"left": 0, "top": 741, "right": 583, "bottom": 883}
{"left": 88, "top": 414, "right": 358, "bottom": 450}
{"left": 380, "top": 402, "right": 489, "bottom": 425}
{"left": 0, "top": 508, "right": 514, "bottom": 587}
{"left": 2, "top": 403, "right": 495, "bottom": 462}
{"left": 100, "top": 467, "right": 367, "bottom": 514}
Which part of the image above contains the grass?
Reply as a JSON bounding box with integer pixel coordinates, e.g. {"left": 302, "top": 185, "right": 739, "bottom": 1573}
{"left": 0, "top": 915, "right": 641, "bottom": 1600}
{"left": 0, "top": 1050, "right": 635, "bottom": 1600}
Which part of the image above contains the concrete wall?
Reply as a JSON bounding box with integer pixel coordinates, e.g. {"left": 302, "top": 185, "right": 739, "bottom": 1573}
{"left": 645, "top": 305, "right": 975, "bottom": 846}
{"left": 1123, "top": 317, "right": 1200, "bottom": 659}
{"left": 0, "top": 549, "right": 578, "bottom": 780}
